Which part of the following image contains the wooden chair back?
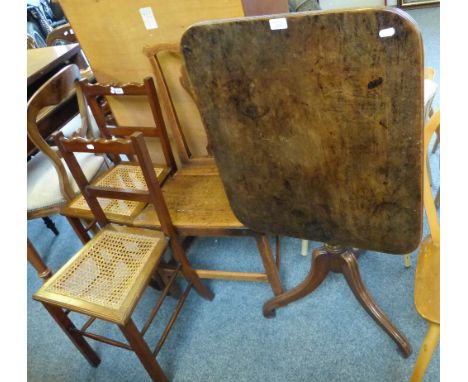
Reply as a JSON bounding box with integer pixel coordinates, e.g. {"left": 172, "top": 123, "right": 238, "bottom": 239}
{"left": 54, "top": 131, "right": 177, "bottom": 237}
{"left": 78, "top": 78, "right": 178, "bottom": 173}
{"left": 144, "top": 43, "right": 196, "bottom": 162}
{"left": 27, "top": 64, "right": 89, "bottom": 200}
{"left": 423, "top": 111, "right": 440, "bottom": 244}
{"left": 181, "top": 8, "right": 424, "bottom": 254}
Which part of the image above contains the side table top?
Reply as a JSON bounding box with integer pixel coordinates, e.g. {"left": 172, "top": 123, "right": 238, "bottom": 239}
{"left": 182, "top": 8, "right": 424, "bottom": 254}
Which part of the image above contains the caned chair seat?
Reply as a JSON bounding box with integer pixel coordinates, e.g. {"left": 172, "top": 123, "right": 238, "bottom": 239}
{"left": 27, "top": 149, "right": 106, "bottom": 213}
{"left": 33, "top": 225, "right": 168, "bottom": 325}
{"left": 414, "top": 235, "right": 440, "bottom": 324}
{"left": 62, "top": 163, "right": 170, "bottom": 222}
{"left": 133, "top": 168, "right": 243, "bottom": 230}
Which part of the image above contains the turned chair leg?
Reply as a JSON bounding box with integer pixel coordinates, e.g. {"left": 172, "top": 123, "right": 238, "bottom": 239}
{"left": 404, "top": 254, "right": 411, "bottom": 268}
{"left": 27, "top": 240, "right": 53, "bottom": 281}
{"left": 255, "top": 235, "right": 284, "bottom": 297}
{"left": 119, "top": 319, "right": 168, "bottom": 382}
{"left": 42, "top": 216, "right": 59, "bottom": 236}
{"left": 410, "top": 322, "right": 440, "bottom": 382}
{"left": 301, "top": 239, "right": 309, "bottom": 256}
{"left": 42, "top": 303, "right": 101, "bottom": 367}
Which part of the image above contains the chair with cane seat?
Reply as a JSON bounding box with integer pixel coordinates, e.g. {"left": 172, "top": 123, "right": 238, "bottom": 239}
{"left": 410, "top": 111, "right": 440, "bottom": 382}
{"left": 34, "top": 131, "right": 214, "bottom": 381}
{"left": 59, "top": 78, "right": 177, "bottom": 242}
{"left": 61, "top": 76, "right": 284, "bottom": 297}
{"left": 27, "top": 64, "right": 106, "bottom": 237}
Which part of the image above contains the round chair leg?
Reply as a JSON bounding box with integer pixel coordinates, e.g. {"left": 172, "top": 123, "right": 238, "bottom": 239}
{"left": 404, "top": 254, "right": 411, "bottom": 268}
{"left": 410, "top": 322, "right": 440, "bottom": 382}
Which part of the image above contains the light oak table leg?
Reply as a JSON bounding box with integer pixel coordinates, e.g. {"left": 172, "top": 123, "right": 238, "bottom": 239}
{"left": 410, "top": 322, "right": 440, "bottom": 382}
{"left": 119, "top": 319, "right": 168, "bottom": 382}
{"left": 404, "top": 254, "right": 412, "bottom": 268}
{"left": 255, "top": 235, "right": 284, "bottom": 298}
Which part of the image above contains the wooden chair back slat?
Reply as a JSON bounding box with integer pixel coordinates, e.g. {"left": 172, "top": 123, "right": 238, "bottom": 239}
{"left": 79, "top": 77, "right": 178, "bottom": 172}
{"left": 56, "top": 135, "right": 137, "bottom": 155}
{"left": 100, "top": 126, "right": 161, "bottom": 138}
{"left": 86, "top": 186, "right": 151, "bottom": 203}
{"left": 144, "top": 44, "right": 193, "bottom": 162}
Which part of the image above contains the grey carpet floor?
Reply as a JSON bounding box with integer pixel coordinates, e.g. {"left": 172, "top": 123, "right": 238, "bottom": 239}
{"left": 27, "top": 6, "right": 440, "bottom": 382}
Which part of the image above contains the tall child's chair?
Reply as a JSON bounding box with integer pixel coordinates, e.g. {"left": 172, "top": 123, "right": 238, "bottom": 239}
{"left": 33, "top": 131, "right": 214, "bottom": 381}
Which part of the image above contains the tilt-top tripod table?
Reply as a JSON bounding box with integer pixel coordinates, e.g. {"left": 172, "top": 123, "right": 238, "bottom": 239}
{"left": 181, "top": 8, "right": 424, "bottom": 358}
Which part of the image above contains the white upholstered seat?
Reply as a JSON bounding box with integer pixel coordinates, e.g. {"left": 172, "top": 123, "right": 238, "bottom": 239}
{"left": 27, "top": 149, "right": 106, "bottom": 212}
{"left": 59, "top": 106, "right": 101, "bottom": 138}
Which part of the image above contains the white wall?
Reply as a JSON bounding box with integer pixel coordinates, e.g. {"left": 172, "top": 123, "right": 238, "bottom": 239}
{"left": 320, "top": 0, "right": 397, "bottom": 10}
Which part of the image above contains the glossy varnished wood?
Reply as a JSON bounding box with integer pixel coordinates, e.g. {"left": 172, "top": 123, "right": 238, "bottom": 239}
{"left": 182, "top": 8, "right": 424, "bottom": 254}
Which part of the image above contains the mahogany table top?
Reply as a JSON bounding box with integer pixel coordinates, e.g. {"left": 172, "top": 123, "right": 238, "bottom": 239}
{"left": 182, "top": 8, "right": 424, "bottom": 254}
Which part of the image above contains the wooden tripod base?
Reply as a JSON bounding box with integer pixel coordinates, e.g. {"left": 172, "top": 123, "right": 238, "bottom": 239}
{"left": 263, "top": 244, "right": 412, "bottom": 358}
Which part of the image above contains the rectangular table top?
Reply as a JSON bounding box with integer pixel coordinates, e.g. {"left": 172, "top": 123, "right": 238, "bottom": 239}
{"left": 182, "top": 8, "right": 424, "bottom": 254}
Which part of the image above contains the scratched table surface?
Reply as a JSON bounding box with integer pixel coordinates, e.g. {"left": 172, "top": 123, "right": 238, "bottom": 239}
{"left": 182, "top": 8, "right": 424, "bottom": 254}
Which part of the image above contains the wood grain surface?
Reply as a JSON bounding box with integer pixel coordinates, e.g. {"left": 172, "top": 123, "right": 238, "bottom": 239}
{"left": 182, "top": 8, "right": 424, "bottom": 253}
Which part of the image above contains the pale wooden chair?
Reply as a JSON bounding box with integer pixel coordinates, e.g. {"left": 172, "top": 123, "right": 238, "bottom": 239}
{"left": 143, "top": 43, "right": 204, "bottom": 161}
{"left": 27, "top": 64, "right": 106, "bottom": 237}
{"left": 403, "top": 68, "right": 438, "bottom": 267}
{"left": 35, "top": 131, "right": 214, "bottom": 381}
{"left": 60, "top": 75, "right": 284, "bottom": 297}
{"left": 410, "top": 111, "right": 440, "bottom": 382}
{"left": 46, "top": 23, "right": 93, "bottom": 80}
